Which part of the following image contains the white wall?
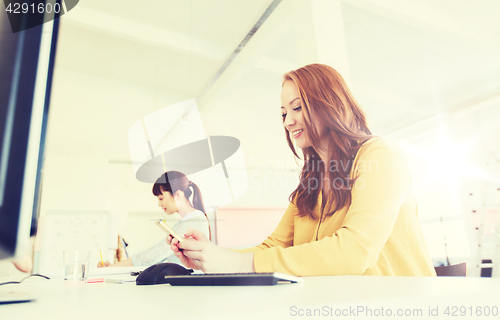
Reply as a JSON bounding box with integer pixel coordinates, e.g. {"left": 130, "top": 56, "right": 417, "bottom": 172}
{"left": 388, "top": 100, "right": 500, "bottom": 268}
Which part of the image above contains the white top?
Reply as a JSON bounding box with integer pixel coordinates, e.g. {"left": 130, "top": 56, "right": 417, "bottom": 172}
{"left": 131, "top": 210, "right": 210, "bottom": 266}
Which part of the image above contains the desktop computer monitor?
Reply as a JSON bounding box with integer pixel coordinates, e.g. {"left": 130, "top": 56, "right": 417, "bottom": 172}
{"left": 0, "top": 4, "right": 59, "bottom": 260}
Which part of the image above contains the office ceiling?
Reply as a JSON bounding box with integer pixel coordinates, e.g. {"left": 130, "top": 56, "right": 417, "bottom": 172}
{"left": 48, "top": 0, "right": 500, "bottom": 166}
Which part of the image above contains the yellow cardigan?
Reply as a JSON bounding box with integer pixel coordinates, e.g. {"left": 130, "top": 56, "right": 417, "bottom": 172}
{"left": 238, "top": 137, "right": 436, "bottom": 276}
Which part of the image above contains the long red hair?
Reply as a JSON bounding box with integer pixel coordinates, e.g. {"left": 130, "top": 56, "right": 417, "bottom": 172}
{"left": 284, "top": 64, "right": 374, "bottom": 218}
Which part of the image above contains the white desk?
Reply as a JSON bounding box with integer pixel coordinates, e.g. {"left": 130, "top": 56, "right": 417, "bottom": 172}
{"left": 1, "top": 276, "right": 499, "bottom": 320}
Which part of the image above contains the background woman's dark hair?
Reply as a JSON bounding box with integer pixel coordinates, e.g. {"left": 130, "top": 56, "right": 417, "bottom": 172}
{"left": 152, "top": 171, "right": 211, "bottom": 240}
{"left": 283, "top": 64, "right": 375, "bottom": 219}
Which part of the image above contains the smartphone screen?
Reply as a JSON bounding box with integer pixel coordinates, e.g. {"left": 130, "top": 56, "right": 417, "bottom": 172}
{"left": 155, "top": 220, "right": 184, "bottom": 243}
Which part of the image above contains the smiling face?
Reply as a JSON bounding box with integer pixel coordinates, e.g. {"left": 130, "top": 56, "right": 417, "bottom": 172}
{"left": 157, "top": 188, "right": 178, "bottom": 215}
{"left": 281, "top": 79, "right": 330, "bottom": 152}
{"left": 281, "top": 80, "right": 311, "bottom": 149}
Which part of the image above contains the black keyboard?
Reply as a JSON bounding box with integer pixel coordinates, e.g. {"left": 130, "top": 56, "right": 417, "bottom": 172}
{"left": 162, "top": 272, "right": 302, "bottom": 286}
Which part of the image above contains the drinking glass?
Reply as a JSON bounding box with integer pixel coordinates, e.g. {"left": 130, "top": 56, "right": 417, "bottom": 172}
{"left": 63, "top": 250, "right": 91, "bottom": 284}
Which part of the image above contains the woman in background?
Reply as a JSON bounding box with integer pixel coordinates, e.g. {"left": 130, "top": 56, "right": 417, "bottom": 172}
{"left": 168, "top": 63, "right": 436, "bottom": 277}
{"left": 98, "top": 171, "right": 210, "bottom": 267}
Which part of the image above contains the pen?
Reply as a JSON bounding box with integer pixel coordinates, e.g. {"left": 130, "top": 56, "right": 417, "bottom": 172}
{"left": 100, "top": 250, "right": 104, "bottom": 267}
{"left": 87, "top": 278, "right": 104, "bottom": 283}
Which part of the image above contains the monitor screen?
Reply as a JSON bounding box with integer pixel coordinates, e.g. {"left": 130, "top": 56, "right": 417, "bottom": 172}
{"left": 0, "top": 3, "right": 59, "bottom": 260}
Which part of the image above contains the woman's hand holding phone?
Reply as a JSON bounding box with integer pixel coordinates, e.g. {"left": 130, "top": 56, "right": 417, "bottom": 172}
{"left": 169, "top": 228, "right": 255, "bottom": 273}
{"left": 169, "top": 230, "right": 204, "bottom": 270}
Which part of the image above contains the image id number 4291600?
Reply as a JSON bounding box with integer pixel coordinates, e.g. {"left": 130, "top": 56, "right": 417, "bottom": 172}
{"left": 5, "top": 2, "right": 62, "bottom": 14}
{"left": 442, "top": 306, "right": 498, "bottom": 317}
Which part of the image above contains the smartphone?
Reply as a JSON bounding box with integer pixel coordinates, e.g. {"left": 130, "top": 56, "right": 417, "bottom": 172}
{"left": 155, "top": 220, "right": 184, "bottom": 243}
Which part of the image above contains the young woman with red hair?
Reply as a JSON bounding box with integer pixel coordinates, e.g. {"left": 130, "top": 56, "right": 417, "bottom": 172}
{"left": 169, "top": 64, "right": 436, "bottom": 277}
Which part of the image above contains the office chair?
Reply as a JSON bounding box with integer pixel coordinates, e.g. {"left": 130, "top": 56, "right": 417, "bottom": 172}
{"left": 434, "top": 262, "right": 467, "bottom": 276}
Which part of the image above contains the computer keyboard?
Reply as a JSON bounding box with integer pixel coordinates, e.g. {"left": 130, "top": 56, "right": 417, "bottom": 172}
{"left": 162, "top": 272, "right": 302, "bottom": 286}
